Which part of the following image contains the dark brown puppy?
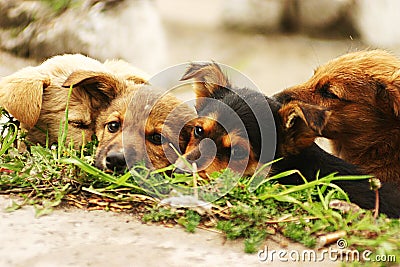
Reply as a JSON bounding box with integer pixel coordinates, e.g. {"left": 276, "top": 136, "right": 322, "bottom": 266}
{"left": 275, "top": 49, "right": 400, "bottom": 186}
{"left": 177, "top": 62, "right": 400, "bottom": 218}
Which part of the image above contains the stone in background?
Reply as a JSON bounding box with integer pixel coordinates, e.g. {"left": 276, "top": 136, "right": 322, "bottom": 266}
{"left": 221, "top": 0, "right": 355, "bottom": 36}
{"left": 0, "top": 0, "right": 167, "bottom": 73}
{"left": 221, "top": 0, "right": 400, "bottom": 48}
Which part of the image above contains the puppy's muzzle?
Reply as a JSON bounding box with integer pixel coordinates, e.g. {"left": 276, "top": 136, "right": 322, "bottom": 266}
{"left": 173, "top": 147, "right": 201, "bottom": 174}
{"left": 174, "top": 138, "right": 217, "bottom": 174}
{"left": 106, "top": 151, "right": 127, "bottom": 174}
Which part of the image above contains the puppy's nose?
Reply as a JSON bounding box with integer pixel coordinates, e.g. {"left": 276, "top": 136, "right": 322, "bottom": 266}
{"left": 106, "top": 151, "right": 127, "bottom": 174}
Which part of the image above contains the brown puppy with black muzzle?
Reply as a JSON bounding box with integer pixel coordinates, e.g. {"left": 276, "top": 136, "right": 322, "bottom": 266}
{"left": 94, "top": 86, "right": 196, "bottom": 173}
{"left": 274, "top": 49, "right": 400, "bottom": 186}
{"left": 0, "top": 54, "right": 148, "bottom": 147}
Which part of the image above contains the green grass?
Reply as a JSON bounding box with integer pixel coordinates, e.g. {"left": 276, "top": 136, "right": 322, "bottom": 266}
{"left": 40, "top": 0, "right": 77, "bottom": 13}
{"left": 0, "top": 103, "right": 398, "bottom": 266}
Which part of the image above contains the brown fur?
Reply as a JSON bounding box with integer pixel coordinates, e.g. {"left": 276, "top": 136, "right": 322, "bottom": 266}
{"left": 0, "top": 54, "right": 148, "bottom": 147}
{"left": 275, "top": 49, "right": 400, "bottom": 185}
{"left": 95, "top": 88, "right": 196, "bottom": 172}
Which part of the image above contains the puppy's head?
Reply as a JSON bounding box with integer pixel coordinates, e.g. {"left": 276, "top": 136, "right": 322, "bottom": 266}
{"left": 179, "top": 116, "right": 259, "bottom": 178}
{"left": 275, "top": 49, "right": 400, "bottom": 138}
{"left": 0, "top": 54, "right": 148, "bottom": 147}
{"left": 95, "top": 88, "right": 196, "bottom": 173}
{"left": 60, "top": 70, "right": 131, "bottom": 146}
{"left": 177, "top": 62, "right": 275, "bottom": 178}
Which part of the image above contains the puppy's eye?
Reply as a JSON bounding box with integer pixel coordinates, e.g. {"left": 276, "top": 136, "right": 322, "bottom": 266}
{"left": 107, "top": 121, "right": 121, "bottom": 133}
{"left": 69, "top": 120, "right": 90, "bottom": 129}
{"left": 231, "top": 146, "right": 248, "bottom": 160}
{"left": 148, "top": 133, "right": 166, "bottom": 145}
{"left": 194, "top": 126, "right": 204, "bottom": 138}
{"left": 318, "top": 83, "right": 339, "bottom": 99}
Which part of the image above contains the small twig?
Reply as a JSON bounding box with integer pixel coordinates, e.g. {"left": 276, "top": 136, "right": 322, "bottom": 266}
{"left": 196, "top": 225, "right": 223, "bottom": 234}
{"left": 264, "top": 216, "right": 321, "bottom": 224}
{"left": 316, "top": 230, "right": 347, "bottom": 248}
{"left": 369, "top": 178, "right": 381, "bottom": 220}
{"left": 374, "top": 190, "right": 379, "bottom": 219}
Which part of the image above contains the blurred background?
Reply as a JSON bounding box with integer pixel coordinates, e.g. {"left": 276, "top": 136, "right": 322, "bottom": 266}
{"left": 1, "top": 0, "right": 400, "bottom": 96}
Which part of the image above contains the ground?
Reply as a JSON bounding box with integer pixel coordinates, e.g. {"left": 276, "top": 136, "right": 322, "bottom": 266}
{"left": 3, "top": 196, "right": 334, "bottom": 267}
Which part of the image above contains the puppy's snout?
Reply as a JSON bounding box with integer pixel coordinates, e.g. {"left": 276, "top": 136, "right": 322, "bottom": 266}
{"left": 106, "top": 151, "right": 127, "bottom": 173}
{"left": 174, "top": 138, "right": 217, "bottom": 174}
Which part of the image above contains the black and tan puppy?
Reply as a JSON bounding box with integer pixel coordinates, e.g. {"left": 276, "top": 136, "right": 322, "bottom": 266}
{"left": 177, "top": 62, "right": 399, "bottom": 218}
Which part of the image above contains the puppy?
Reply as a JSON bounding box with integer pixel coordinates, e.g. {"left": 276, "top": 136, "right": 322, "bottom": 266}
{"left": 177, "top": 62, "right": 399, "bottom": 218}
{"left": 0, "top": 54, "right": 148, "bottom": 147}
{"left": 274, "top": 49, "right": 400, "bottom": 186}
{"left": 93, "top": 86, "right": 196, "bottom": 173}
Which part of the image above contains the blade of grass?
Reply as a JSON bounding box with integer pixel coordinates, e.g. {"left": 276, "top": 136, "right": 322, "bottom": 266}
{"left": 247, "top": 158, "right": 282, "bottom": 191}
{"left": 60, "top": 155, "right": 150, "bottom": 194}
{"left": 129, "top": 165, "right": 168, "bottom": 198}
{"left": 258, "top": 174, "right": 372, "bottom": 201}
{"left": 0, "top": 123, "right": 17, "bottom": 156}
{"left": 58, "top": 85, "right": 73, "bottom": 158}
{"left": 251, "top": 169, "right": 300, "bottom": 190}
{"left": 169, "top": 143, "right": 193, "bottom": 171}
{"left": 272, "top": 194, "right": 329, "bottom": 224}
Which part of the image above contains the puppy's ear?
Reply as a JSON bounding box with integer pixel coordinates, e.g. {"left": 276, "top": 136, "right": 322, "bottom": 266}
{"left": 180, "top": 62, "right": 231, "bottom": 103}
{"left": 281, "top": 102, "right": 331, "bottom": 135}
{"left": 279, "top": 102, "right": 331, "bottom": 154}
{"left": 376, "top": 81, "right": 400, "bottom": 117}
{"left": 63, "top": 70, "right": 124, "bottom": 99}
{"left": 0, "top": 68, "right": 50, "bottom": 129}
{"left": 126, "top": 76, "right": 149, "bottom": 85}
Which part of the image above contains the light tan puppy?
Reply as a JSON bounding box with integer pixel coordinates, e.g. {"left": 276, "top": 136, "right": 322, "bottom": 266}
{"left": 0, "top": 54, "right": 148, "bottom": 147}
